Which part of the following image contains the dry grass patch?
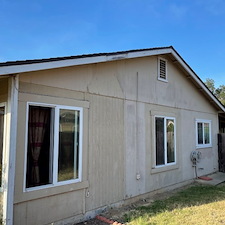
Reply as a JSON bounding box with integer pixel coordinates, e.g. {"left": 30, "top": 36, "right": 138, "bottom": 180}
{"left": 125, "top": 184, "right": 225, "bottom": 225}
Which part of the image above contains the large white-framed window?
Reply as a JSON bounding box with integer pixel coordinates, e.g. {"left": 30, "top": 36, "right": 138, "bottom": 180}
{"left": 155, "top": 116, "right": 176, "bottom": 167}
{"left": 25, "top": 102, "right": 83, "bottom": 190}
{"left": 0, "top": 103, "right": 5, "bottom": 189}
{"left": 158, "top": 57, "right": 168, "bottom": 82}
{"left": 196, "top": 119, "right": 212, "bottom": 148}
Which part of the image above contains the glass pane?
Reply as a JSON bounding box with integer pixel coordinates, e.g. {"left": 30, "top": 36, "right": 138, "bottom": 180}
{"left": 197, "top": 123, "right": 203, "bottom": 144}
{"left": 26, "top": 106, "right": 52, "bottom": 188}
{"left": 0, "top": 107, "right": 4, "bottom": 187}
{"left": 156, "top": 117, "right": 165, "bottom": 166}
{"left": 167, "top": 119, "right": 175, "bottom": 163}
{"left": 204, "top": 123, "right": 210, "bottom": 144}
{"left": 58, "top": 109, "right": 79, "bottom": 181}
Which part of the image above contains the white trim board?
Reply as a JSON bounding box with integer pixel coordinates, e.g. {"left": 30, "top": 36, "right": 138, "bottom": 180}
{"left": 0, "top": 48, "right": 172, "bottom": 76}
{"left": 2, "top": 76, "right": 19, "bottom": 225}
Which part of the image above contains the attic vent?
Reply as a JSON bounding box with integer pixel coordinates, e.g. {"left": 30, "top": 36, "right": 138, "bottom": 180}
{"left": 158, "top": 58, "right": 167, "bottom": 81}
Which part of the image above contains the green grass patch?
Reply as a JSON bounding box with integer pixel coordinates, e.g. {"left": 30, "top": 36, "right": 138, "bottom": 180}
{"left": 125, "top": 184, "right": 225, "bottom": 225}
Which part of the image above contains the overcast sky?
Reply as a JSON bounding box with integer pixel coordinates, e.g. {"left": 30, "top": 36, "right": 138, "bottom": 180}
{"left": 1, "top": 0, "right": 225, "bottom": 86}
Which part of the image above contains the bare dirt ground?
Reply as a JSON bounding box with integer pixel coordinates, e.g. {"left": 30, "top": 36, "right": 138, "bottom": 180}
{"left": 75, "top": 183, "right": 197, "bottom": 225}
{"left": 76, "top": 218, "right": 109, "bottom": 225}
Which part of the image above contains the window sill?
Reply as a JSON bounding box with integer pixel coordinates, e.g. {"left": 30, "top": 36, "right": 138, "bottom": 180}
{"left": 196, "top": 145, "right": 212, "bottom": 149}
{"left": 15, "top": 180, "right": 89, "bottom": 204}
{"left": 157, "top": 77, "right": 168, "bottom": 83}
{"left": 151, "top": 164, "right": 178, "bottom": 174}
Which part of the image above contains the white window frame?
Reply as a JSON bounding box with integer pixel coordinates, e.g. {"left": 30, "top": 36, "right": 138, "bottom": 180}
{"left": 157, "top": 57, "right": 168, "bottom": 82}
{"left": 155, "top": 115, "right": 176, "bottom": 168}
{"left": 196, "top": 119, "right": 212, "bottom": 148}
{"left": 0, "top": 103, "right": 6, "bottom": 191}
{"left": 24, "top": 102, "right": 83, "bottom": 192}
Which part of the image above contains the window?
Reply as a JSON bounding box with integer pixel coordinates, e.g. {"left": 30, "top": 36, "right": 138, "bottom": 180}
{"left": 155, "top": 116, "right": 176, "bottom": 166}
{"left": 196, "top": 119, "right": 211, "bottom": 148}
{"left": 158, "top": 57, "right": 167, "bottom": 81}
{"left": 26, "top": 104, "right": 83, "bottom": 189}
{"left": 0, "top": 106, "right": 4, "bottom": 187}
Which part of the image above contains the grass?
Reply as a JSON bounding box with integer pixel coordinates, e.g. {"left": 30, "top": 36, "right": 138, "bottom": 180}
{"left": 58, "top": 168, "right": 78, "bottom": 181}
{"left": 124, "top": 184, "right": 225, "bottom": 225}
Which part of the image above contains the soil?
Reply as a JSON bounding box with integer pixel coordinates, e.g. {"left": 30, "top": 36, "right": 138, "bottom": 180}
{"left": 76, "top": 218, "right": 109, "bottom": 225}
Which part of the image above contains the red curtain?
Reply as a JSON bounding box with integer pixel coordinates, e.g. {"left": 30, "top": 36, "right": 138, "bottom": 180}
{"left": 28, "top": 106, "right": 50, "bottom": 185}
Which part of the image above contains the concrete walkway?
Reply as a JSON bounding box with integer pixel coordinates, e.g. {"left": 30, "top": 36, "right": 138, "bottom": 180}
{"left": 196, "top": 172, "right": 225, "bottom": 186}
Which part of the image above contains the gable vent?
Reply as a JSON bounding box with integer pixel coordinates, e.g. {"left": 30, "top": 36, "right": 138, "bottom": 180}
{"left": 159, "top": 59, "right": 167, "bottom": 80}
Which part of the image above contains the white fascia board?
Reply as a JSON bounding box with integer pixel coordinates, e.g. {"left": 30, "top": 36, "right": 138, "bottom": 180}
{"left": 0, "top": 55, "right": 107, "bottom": 76}
{"left": 127, "top": 48, "right": 173, "bottom": 60}
{"left": 171, "top": 49, "right": 225, "bottom": 112}
{"left": 106, "top": 48, "right": 172, "bottom": 61}
{"left": 0, "top": 48, "right": 172, "bottom": 76}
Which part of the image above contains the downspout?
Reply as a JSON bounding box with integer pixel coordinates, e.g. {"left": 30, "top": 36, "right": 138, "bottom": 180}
{"left": 2, "top": 75, "right": 19, "bottom": 225}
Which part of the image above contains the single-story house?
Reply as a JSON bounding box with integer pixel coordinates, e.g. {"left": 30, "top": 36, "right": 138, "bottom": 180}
{"left": 0, "top": 46, "right": 224, "bottom": 225}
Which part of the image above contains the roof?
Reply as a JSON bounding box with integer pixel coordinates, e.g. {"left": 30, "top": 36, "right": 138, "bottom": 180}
{"left": 0, "top": 46, "right": 224, "bottom": 112}
{"left": 0, "top": 46, "right": 171, "bottom": 67}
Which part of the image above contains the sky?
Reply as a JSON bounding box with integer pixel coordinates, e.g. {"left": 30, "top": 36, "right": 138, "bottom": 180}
{"left": 1, "top": 0, "right": 225, "bottom": 87}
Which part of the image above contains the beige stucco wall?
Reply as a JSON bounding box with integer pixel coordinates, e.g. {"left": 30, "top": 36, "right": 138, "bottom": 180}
{"left": 14, "top": 56, "right": 219, "bottom": 224}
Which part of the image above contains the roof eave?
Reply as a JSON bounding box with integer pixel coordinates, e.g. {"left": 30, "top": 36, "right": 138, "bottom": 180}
{"left": 170, "top": 48, "right": 225, "bottom": 112}
{"left": 0, "top": 48, "right": 173, "bottom": 76}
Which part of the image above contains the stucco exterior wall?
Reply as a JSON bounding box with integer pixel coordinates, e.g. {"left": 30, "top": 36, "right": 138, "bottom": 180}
{"left": 14, "top": 55, "right": 219, "bottom": 224}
